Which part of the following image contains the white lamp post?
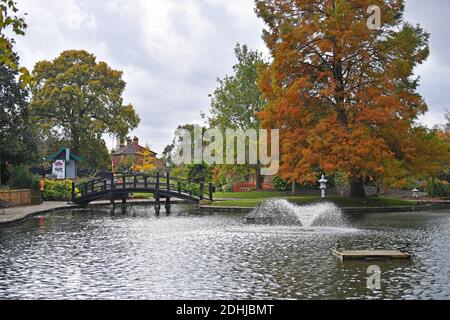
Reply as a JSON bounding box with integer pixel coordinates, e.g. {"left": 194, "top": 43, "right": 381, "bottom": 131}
{"left": 165, "top": 160, "right": 172, "bottom": 174}
{"left": 319, "top": 175, "right": 328, "bottom": 199}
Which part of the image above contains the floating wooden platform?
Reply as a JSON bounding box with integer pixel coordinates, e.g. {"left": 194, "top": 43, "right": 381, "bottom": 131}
{"left": 332, "top": 249, "right": 412, "bottom": 261}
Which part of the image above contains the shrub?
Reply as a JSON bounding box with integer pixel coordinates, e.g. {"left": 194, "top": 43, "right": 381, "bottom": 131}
{"left": 42, "top": 179, "right": 73, "bottom": 201}
{"left": 221, "top": 184, "right": 232, "bottom": 193}
{"left": 334, "top": 171, "right": 349, "bottom": 196}
{"left": 273, "top": 176, "right": 290, "bottom": 191}
{"left": 176, "top": 180, "right": 203, "bottom": 197}
{"left": 428, "top": 180, "right": 450, "bottom": 198}
{"left": 7, "top": 166, "right": 40, "bottom": 190}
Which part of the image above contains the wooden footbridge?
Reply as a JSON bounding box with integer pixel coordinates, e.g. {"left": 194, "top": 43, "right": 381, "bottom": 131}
{"left": 71, "top": 172, "right": 214, "bottom": 211}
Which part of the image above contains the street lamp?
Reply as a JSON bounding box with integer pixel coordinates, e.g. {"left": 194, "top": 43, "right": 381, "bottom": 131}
{"left": 319, "top": 175, "right": 328, "bottom": 199}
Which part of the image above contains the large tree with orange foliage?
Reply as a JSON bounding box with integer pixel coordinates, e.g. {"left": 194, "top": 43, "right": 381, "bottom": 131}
{"left": 256, "top": 0, "right": 442, "bottom": 197}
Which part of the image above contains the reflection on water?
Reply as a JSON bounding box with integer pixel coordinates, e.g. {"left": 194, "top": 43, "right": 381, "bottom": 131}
{"left": 0, "top": 205, "right": 449, "bottom": 300}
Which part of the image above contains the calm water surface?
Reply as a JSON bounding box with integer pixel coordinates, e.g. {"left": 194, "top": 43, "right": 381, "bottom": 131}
{"left": 0, "top": 205, "right": 449, "bottom": 300}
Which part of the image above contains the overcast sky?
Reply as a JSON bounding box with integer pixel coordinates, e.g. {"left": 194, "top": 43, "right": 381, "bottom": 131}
{"left": 13, "top": 0, "right": 449, "bottom": 154}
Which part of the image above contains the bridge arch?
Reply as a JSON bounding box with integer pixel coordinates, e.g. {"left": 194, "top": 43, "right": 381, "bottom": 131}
{"left": 71, "top": 172, "right": 214, "bottom": 206}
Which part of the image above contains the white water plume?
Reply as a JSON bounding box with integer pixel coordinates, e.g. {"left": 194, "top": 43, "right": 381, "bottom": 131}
{"left": 248, "top": 199, "right": 349, "bottom": 228}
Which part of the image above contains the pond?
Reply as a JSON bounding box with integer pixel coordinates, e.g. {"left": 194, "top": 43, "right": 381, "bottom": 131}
{"left": 0, "top": 204, "right": 449, "bottom": 300}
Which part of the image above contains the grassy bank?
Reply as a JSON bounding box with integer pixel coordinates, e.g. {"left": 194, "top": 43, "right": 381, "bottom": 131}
{"left": 130, "top": 193, "right": 155, "bottom": 199}
{"left": 213, "top": 191, "right": 414, "bottom": 208}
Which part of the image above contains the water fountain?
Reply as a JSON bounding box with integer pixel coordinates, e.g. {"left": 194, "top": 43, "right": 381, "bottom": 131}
{"left": 246, "top": 199, "right": 348, "bottom": 228}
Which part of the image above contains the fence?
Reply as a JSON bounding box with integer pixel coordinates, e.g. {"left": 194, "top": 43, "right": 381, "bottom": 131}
{"left": 0, "top": 189, "right": 37, "bottom": 206}
{"left": 232, "top": 183, "right": 274, "bottom": 193}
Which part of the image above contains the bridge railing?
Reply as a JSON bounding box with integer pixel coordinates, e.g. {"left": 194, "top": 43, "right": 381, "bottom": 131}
{"left": 72, "top": 172, "right": 214, "bottom": 202}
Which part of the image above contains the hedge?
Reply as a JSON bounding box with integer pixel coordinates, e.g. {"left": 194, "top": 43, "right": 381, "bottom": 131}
{"left": 42, "top": 179, "right": 73, "bottom": 201}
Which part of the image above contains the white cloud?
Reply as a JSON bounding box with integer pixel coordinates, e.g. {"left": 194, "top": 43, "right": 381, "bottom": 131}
{"left": 10, "top": 0, "right": 449, "bottom": 154}
{"left": 405, "top": 0, "right": 450, "bottom": 127}
{"left": 137, "top": 0, "right": 218, "bottom": 75}
{"left": 60, "top": 0, "right": 97, "bottom": 31}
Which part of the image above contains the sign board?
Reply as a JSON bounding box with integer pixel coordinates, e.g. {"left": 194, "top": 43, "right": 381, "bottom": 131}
{"left": 52, "top": 160, "right": 66, "bottom": 180}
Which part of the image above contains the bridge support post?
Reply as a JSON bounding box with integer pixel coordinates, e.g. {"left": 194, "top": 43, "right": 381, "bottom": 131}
{"left": 110, "top": 199, "right": 116, "bottom": 214}
{"left": 165, "top": 197, "right": 171, "bottom": 214}
{"left": 155, "top": 172, "right": 161, "bottom": 215}
{"left": 71, "top": 182, "right": 76, "bottom": 201}
{"left": 200, "top": 182, "right": 204, "bottom": 201}
{"left": 209, "top": 183, "right": 214, "bottom": 202}
{"left": 166, "top": 172, "right": 170, "bottom": 191}
{"left": 155, "top": 192, "right": 161, "bottom": 216}
{"left": 188, "top": 180, "right": 193, "bottom": 196}
{"left": 84, "top": 184, "right": 88, "bottom": 198}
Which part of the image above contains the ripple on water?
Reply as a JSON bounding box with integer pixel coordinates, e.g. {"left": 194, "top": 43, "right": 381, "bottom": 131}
{"left": 0, "top": 206, "right": 449, "bottom": 299}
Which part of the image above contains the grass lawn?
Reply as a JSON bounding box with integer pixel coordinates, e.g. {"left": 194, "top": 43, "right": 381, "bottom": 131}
{"left": 130, "top": 193, "right": 154, "bottom": 199}
{"left": 215, "top": 191, "right": 295, "bottom": 199}
{"left": 212, "top": 191, "right": 414, "bottom": 208}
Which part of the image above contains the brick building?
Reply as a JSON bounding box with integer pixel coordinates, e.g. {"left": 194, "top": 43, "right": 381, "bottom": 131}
{"left": 112, "top": 136, "right": 157, "bottom": 171}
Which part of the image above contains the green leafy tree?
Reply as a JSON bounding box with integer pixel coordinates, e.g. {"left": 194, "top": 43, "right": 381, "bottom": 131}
{"left": 412, "top": 126, "right": 450, "bottom": 197}
{"left": 162, "top": 143, "right": 175, "bottom": 167}
{"left": 163, "top": 124, "right": 207, "bottom": 167}
{"left": 0, "top": 62, "right": 38, "bottom": 184}
{"left": 164, "top": 124, "right": 213, "bottom": 182}
{"left": 30, "top": 50, "right": 140, "bottom": 167}
{"left": 116, "top": 155, "right": 136, "bottom": 173}
{"left": 7, "top": 166, "right": 39, "bottom": 189}
{"left": 206, "top": 44, "right": 267, "bottom": 189}
{"left": 79, "top": 138, "right": 111, "bottom": 172}
{"left": 187, "top": 164, "right": 211, "bottom": 183}
{"left": 446, "top": 111, "right": 450, "bottom": 134}
{"left": 210, "top": 164, "right": 252, "bottom": 190}
{"left": 35, "top": 133, "right": 69, "bottom": 165}
{"left": 0, "top": 0, "right": 31, "bottom": 83}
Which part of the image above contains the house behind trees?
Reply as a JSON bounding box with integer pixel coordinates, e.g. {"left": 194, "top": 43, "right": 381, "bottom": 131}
{"left": 112, "top": 136, "right": 157, "bottom": 171}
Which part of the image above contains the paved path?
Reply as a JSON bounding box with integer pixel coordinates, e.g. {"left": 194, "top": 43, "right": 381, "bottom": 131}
{"left": 0, "top": 199, "right": 194, "bottom": 225}
{"left": 0, "top": 202, "right": 76, "bottom": 225}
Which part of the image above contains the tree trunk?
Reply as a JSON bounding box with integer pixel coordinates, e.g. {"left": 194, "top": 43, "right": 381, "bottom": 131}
{"left": 291, "top": 181, "right": 296, "bottom": 196}
{"left": 0, "top": 162, "right": 7, "bottom": 186}
{"left": 431, "top": 177, "right": 435, "bottom": 198}
{"left": 71, "top": 128, "right": 81, "bottom": 155}
{"left": 255, "top": 164, "right": 262, "bottom": 190}
{"left": 73, "top": 139, "right": 81, "bottom": 156}
{"left": 350, "top": 177, "right": 367, "bottom": 198}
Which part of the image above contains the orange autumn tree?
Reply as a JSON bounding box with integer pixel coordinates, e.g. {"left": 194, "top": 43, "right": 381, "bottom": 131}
{"left": 132, "top": 147, "right": 157, "bottom": 173}
{"left": 256, "top": 0, "right": 434, "bottom": 198}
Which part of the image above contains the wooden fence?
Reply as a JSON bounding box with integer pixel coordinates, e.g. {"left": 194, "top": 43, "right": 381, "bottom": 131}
{"left": 0, "top": 189, "right": 39, "bottom": 206}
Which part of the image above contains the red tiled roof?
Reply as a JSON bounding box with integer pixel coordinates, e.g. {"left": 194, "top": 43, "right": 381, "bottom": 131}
{"left": 113, "top": 143, "right": 157, "bottom": 156}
